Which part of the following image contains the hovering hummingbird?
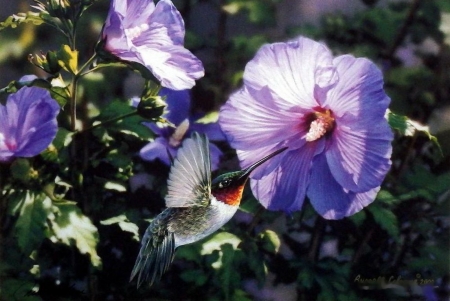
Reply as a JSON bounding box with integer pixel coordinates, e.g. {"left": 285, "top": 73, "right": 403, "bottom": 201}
{"left": 130, "top": 132, "right": 287, "bottom": 287}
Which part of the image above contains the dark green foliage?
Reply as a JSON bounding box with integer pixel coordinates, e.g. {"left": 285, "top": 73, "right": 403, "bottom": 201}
{"left": 0, "top": 0, "right": 449, "bottom": 300}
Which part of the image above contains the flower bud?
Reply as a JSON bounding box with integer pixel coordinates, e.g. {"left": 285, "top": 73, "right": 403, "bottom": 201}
{"left": 136, "top": 96, "right": 166, "bottom": 120}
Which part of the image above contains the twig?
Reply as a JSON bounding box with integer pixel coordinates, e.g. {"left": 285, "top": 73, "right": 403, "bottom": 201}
{"left": 351, "top": 227, "right": 375, "bottom": 264}
{"left": 307, "top": 216, "right": 326, "bottom": 262}
{"left": 384, "top": 0, "right": 422, "bottom": 60}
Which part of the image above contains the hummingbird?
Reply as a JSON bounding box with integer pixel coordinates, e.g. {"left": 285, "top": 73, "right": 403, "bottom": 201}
{"left": 130, "top": 132, "right": 287, "bottom": 287}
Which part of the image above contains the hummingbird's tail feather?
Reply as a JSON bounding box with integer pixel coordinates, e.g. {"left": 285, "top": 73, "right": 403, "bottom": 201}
{"left": 130, "top": 219, "right": 176, "bottom": 288}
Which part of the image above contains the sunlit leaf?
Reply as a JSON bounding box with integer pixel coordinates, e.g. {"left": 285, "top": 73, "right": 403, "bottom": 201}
{"left": 104, "top": 181, "right": 127, "bottom": 192}
{"left": 258, "top": 229, "right": 280, "bottom": 254}
{"left": 57, "top": 44, "right": 78, "bottom": 74}
{"left": 387, "top": 110, "right": 442, "bottom": 154}
{"left": 14, "top": 192, "right": 52, "bottom": 256}
{"left": 50, "top": 86, "right": 70, "bottom": 106}
{"left": 0, "top": 12, "right": 44, "bottom": 30}
{"left": 201, "top": 232, "right": 242, "bottom": 256}
{"left": 49, "top": 201, "right": 102, "bottom": 267}
{"left": 195, "top": 111, "right": 219, "bottom": 124}
{"left": 100, "top": 214, "right": 140, "bottom": 241}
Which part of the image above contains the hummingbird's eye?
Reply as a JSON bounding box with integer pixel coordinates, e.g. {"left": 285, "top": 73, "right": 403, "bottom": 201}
{"left": 218, "top": 179, "right": 231, "bottom": 189}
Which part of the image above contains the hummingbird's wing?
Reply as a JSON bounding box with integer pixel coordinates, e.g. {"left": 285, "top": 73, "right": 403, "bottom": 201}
{"left": 130, "top": 209, "right": 175, "bottom": 288}
{"left": 165, "top": 132, "right": 212, "bottom": 207}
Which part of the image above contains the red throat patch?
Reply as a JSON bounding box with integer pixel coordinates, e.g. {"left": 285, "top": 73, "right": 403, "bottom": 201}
{"left": 212, "top": 184, "right": 245, "bottom": 206}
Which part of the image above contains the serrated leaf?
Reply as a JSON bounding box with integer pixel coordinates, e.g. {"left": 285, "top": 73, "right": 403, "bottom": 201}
{"left": 368, "top": 203, "right": 399, "bottom": 241}
{"left": 49, "top": 201, "right": 101, "bottom": 267}
{"left": 100, "top": 214, "right": 139, "bottom": 241}
{"left": 0, "top": 11, "right": 44, "bottom": 30}
{"left": 14, "top": 192, "right": 52, "bottom": 256}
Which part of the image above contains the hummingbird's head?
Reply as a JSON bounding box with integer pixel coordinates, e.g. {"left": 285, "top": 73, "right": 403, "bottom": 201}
{"left": 211, "top": 147, "right": 288, "bottom": 206}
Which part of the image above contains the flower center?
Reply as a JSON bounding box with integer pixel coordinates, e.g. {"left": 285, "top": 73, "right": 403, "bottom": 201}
{"left": 305, "top": 110, "right": 335, "bottom": 142}
{"left": 0, "top": 133, "right": 17, "bottom": 151}
{"left": 124, "top": 24, "right": 150, "bottom": 40}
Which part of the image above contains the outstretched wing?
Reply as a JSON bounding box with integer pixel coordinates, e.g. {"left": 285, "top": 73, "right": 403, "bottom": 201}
{"left": 165, "top": 132, "right": 212, "bottom": 207}
{"left": 130, "top": 210, "right": 175, "bottom": 288}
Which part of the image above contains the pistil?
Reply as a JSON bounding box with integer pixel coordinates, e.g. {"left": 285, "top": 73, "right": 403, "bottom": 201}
{"left": 305, "top": 110, "right": 334, "bottom": 142}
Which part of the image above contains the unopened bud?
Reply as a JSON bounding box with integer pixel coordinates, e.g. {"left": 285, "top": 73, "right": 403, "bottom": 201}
{"left": 136, "top": 96, "right": 166, "bottom": 120}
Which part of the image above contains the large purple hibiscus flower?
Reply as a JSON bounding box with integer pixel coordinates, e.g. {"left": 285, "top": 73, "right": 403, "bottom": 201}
{"left": 0, "top": 85, "right": 60, "bottom": 162}
{"left": 139, "top": 88, "right": 225, "bottom": 170}
{"left": 101, "top": 0, "right": 204, "bottom": 90}
{"left": 219, "top": 36, "right": 393, "bottom": 219}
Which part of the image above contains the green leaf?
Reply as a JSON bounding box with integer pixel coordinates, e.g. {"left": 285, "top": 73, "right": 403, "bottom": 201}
{"left": 246, "top": 245, "right": 267, "bottom": 285}
{"left": 195, "top": 111, "right": 219, "bottom": 124}
{"left": 376, "top": 189, "right": 400, "bottom": 205}
{"left": 14, "top": 192, "right": 52, "bottom": 256}
{"left": 100, "top": 214, "right": 140, "bottom": 241}
{"left": 1, "top": 278, "right": 42, "bottom": 301}
{"left": 94, "top": 99, "right": 153, "bottom": 139}
{"left": 48, "top": 201, "right": 102, "bottom": 267}
{"left": 50, "top": 86, "right": 70, "bottom": 107}
{"left": 368, "top": 203, "right": 400, "bottom": 241}
{"left": 217, "top": 243, "right": 238, "bottom": 300}
{"left": 56, "top": 45, "right": 78, "bottom": 74}
{"left": 179, "top": 269, "right": 208, "bottom": 286}
{"left": 51, "top": 127, "right": 73, "bottom": 150}
{"left": 348, "top": 210, "right": 366, "bottom": 227}
{"left": 104, "top": 181, "right": 127, "bottom": 192}
{"left": 258, "top": 229, "right": 280, "bottom": 254}
{"left": 387, "top": 110, "right": 442, "bottom": 155}
{"left": 201, "top": 232, "right": 242, "bottom": 256}
{"left": 10, "top": 159, "right": 32, "bottom": 182}
{"left": 0, "top": 12, "right": 44, "bottom": 30}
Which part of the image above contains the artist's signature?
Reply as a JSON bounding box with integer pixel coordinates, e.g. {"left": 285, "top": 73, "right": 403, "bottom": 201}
{"left": 354, "top": 274, "right": 435, "bottom": 287}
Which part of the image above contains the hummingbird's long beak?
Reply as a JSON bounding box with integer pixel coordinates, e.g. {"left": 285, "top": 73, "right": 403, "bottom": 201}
{"left": 237, "top": 146, "right": 288, "bottom": 182}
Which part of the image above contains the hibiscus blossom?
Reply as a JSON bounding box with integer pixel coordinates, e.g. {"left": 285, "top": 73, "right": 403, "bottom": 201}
{"left": 101, "top": 0, "right": 204, "bottom": 90}
{"left": 0, "top": 85, "right": 60, "bottom": 162}
{"left": 219, "top": 36, "right": 393, "bottom": 219}
{"left": 138, "top": 88, "right": 225, "bottom": 170}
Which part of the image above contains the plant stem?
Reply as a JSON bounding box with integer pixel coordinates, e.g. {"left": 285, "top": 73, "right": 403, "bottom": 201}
{"left": 307, "top": 216, "right": 325, "bottom": 262}
{"left": 246, "top": 206, "right": 265, "bottom": 235}
{"left": 351, "top": 227, "right": 375, "bottom": 264}
{"left": 79, "top": 111, "right": 139, "bottom": 134}
{"left": 69, "top": 75, "right": 79, "bottom": 132}
{"left": 78, "top": 53, "right": 98, "bottom": 75}
{"left": 385, "top": 0, "right": 421, "bottom": 60}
